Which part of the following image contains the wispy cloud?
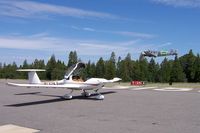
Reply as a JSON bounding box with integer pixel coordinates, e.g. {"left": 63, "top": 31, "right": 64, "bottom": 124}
{"left": 0, "top": 34, "right": 130, "bottom": 55}
{"left": 113, "top": 31, "right": 156, "bottom": 39}
{"left": 0, "top": 0, "right": 118, "bottom": 19}
{"left": 152, "top": 0, "right": 200, "bottom": 8}
{"left": 71, "top": 26, "right": 156, "bottom": 39}
{"left": 71, "top": 26, "right": 96, "bottom": 32}
{"left": 82, "top": 27, "right": 96, "bottom": 32}
{"left": 156, "top": 42, "right": 172, "bottom": 48}
{"left": 0, "top": 33, "right": 170, "bottom": 59}
{"left": 0, "top": 35, "right": 75, "bottom": 52}
{"left": 78, "top": 43, "right": 128, "bottom": 55}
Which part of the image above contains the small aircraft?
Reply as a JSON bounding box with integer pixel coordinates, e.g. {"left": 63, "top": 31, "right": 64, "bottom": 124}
{"left": 7, "top": 62, "right": 121, "bottom": 100}
{"left": 141, "top": 49, "right": 178, "bottom": 57}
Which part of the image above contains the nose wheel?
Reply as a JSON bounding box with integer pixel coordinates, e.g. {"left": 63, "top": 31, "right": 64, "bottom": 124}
{"left": 94, "top": 89, "right": 104, "bottom": 100}
{"left": 96, "top": 94, "right": 104, "bottom": 100}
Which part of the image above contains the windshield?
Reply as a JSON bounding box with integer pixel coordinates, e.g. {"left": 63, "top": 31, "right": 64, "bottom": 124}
{"left": 64, "top": 62, "right": 86, "bottom": 79}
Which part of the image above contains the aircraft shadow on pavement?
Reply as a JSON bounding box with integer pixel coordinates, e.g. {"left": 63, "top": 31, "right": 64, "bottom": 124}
{"left": 15, "top": 92, "right": 42, "bottom": 95}
{"left": 4, "top": 91, "right": 116, "bottom": 107}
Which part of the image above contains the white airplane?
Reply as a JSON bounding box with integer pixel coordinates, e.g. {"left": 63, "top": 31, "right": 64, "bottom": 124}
{"left": 7, "top": 62, "right": 121, "bottom": 100}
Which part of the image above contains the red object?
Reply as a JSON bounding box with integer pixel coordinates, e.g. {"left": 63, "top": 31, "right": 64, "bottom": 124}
{"left": 131, "top": 80, "right": 144, "bottom": 86}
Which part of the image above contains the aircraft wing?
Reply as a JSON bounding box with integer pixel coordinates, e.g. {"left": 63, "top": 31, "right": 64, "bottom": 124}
{"left": 7, "top": 82, "right": 84, "bottom": 89}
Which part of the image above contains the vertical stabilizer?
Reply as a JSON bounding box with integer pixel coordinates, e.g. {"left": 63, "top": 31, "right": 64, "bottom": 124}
{"left": 17, "top": 69, "right": 45, "bottom": 84}
{"left": 28, "top": 71, "right": 41, "bottom": 84}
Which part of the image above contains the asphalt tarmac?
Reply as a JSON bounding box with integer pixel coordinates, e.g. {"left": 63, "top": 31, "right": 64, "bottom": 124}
{"left": 0, "top": 80, "right": 200, "bottom": 133}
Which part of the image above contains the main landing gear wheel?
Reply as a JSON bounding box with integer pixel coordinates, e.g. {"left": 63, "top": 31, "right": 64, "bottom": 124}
{"left": 62, "top": 90, "right": 73, "bottom": 100}
{"left": 62, "top": 94, "right": 73, "bottom": 100}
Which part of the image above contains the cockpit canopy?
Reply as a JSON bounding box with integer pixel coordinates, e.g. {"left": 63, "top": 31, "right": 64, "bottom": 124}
{"left": 64, "top": 62, "right": 86, "bottom": 79}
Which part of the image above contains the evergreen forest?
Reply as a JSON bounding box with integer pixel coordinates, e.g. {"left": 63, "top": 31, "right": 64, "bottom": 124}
{"left": 1, "top": 50, "right": 200, "bottom": 83}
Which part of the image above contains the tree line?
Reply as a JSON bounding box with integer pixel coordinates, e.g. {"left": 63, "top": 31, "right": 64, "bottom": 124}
{"left": 0, "top": 50, "right": 200, "bottom": 83}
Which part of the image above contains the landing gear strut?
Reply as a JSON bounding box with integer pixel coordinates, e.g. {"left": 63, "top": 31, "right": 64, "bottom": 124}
{"left": 81, "top": 90, "right": 91, "bottom": 97}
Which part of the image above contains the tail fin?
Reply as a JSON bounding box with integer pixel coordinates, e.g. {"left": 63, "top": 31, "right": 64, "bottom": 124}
{"left": 17, "top": 69, "right": 45, "bottom": 84}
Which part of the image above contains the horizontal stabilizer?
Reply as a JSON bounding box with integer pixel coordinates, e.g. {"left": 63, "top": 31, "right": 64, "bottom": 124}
{"left": 17, "top": 69, "right": 45, "bottom": 72}
{"left": 17, "top": 69, "right": 45, "bottom": 84}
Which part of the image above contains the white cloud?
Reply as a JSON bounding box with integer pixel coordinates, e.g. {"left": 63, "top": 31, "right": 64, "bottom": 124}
{"left": 82, "top": 27, "right": 96, "bottom": 32}
{"left": 156, "top": 42, "right": 172, "bottom": 48}
{"left": 0, "top": 33, "right": 171, "bottom": 61}
{"left": 71, "top": 26, "right": 156, "bottom": 39}
{"left": 152, "top": 0, "right": 200, "bottom": 8}
{"left": 113, "top": 31, "right": 156, "bottom": 39}
{"left": 78, "top": 43, "right": 128, "bottom": 55}
{"left": 71, "top": 26, "right": 80, "bottom": 30}
{"left": 0, "top": 0, "right": 118, "bottom": 19}
{"left": 29, "top": 32, "right": 50, "bottom": 38}
{"left": 0, "top": 34, "right": 149, "bottom": 54}
{"left": 0, "top": 36, "right": 57, "bottom": 50}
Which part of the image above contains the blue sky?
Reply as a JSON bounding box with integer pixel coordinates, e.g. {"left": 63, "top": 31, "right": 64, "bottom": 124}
{"left": 0, "top": 0, "right": 200, "bottom": 65}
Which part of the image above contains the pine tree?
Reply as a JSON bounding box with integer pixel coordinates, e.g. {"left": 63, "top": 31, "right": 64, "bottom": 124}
{"left": 139, "top": 57, "right": 149, "bottom": 81}
{"left": 3, "top": 62, "right": 17, "bottom": 79}
{"left": 105, "top": 61, "right": 115, "bottom": 79}
{"left": 117, "top": 53, "right": 132, "bottom": 81}
{"left": 51, "top": 60, "right": 66, "bottom": 80}
{"left": 170, "top": 56, "right": 186, "bottom": 82}
{"left": 193, "top": 54, "right": 200, "bottom": 82}
{"left": 22, "top": 59, "right": 29, "bottom": 69}
{"left": 118, "top": 60, "right": 131, "bottom": 81}
{"left": 105, "top": 52, "right": 116, "bottom": 79}
{"left": 148, "top": 58, "right": 157, "bottom": 82}
{"left": 46, "top": 55, "right": 56, "bottom": 80}
{"left": 132, "top": 60, "right": 141, "bottom": 80}
{"left": 85, "top": 61, "right": 96, "bottom": 78}
{"left": 154, "top": 63, "right": 160, "bottom": 82}
{"left": 96, "top": 57, "right": 105, "bottom": 78}
{"left": 18, "top": 59, "right": 30, "bottom": 79}
{"left": 90, "top": 63, "right": 96, "bottom": 77}
{"left": 125, "top": 53, "right": 133, "bottom": 80}
{"left": 86, "top": 61, "right": 96, "bottom": 78}
{"left": 160, "top": 58, "right": 172, "bottom": 82}
{"left": 67, "top": 51, "right": 78, "bottom": 67}
{"left": 179, "top": 49, "right": 196, "bottom": 82}
{"left": 116, "top": 56, "right": 121, "bottom": 77}
{"left": 110, "top": 52, "right": 116, "bottom": 64}
{"left": 32, "top": 59, "right": 45, "bottom": 69}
